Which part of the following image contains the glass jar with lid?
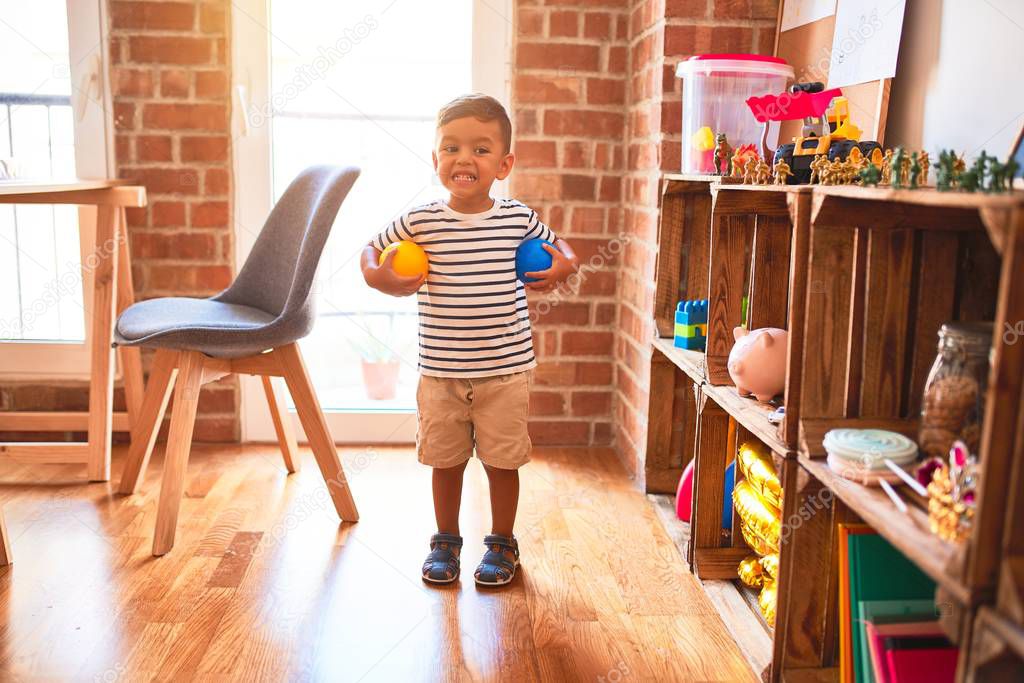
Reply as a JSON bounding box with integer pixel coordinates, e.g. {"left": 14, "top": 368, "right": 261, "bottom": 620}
{"left": 919, "top": 322, "right": 992, "bottom": 460}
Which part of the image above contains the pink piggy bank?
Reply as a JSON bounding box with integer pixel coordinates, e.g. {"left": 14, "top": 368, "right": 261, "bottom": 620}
{"left": 727, "top": 327, "right": 788, "bottom": 402}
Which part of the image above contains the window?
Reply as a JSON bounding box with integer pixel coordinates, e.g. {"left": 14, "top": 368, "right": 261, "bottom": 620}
{"left": 233, "top": 0, "right": 512, "bottom": 442}
{"left": 0, "top": 0, "right": 114, "bottom": 378}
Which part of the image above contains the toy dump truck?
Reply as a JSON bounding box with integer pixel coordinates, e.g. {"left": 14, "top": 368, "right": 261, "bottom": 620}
{"left": 745, "top": 82, "right": 882, "bottom": 184}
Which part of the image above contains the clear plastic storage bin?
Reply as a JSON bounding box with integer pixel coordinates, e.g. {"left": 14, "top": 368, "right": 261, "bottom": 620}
{"left": 675, "top": 54, "right": 793, "bottom": 174}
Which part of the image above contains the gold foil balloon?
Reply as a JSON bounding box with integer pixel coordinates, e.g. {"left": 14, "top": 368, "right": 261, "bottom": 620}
{"left": 737, "top": 442, "right": 782, "bottom": 511}
{"left": 738, "top": 555, "right": 764, "bottom": 588}
{"left": 759, "top": 579, "right": 778, "bottom": 627}
{"left": 760, "top": 553, "right": 779, "bottom": 580}
{"left": 733, "top": 480, "right": 781, "bottom": 553}
{"left": 739, "top": 521, "right": 775, "bottom": 556}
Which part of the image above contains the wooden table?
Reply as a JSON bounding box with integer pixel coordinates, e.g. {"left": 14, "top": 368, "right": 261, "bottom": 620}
{"left": 0, "top": 180, "right": 147, "bottom": 485}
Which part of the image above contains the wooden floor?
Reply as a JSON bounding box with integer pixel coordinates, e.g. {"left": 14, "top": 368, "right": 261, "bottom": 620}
{"left": 0, "top": 444, "right": 756, "bottom": 682}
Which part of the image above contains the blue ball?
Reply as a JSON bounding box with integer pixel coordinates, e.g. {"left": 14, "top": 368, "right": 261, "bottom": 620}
{"left": 516, "top": 239, "right": 554, "bottom": 283}
{"left": 722, "top": 461, "right": 736, "bottom": 530}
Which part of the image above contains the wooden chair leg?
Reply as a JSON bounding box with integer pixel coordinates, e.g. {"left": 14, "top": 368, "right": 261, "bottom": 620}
{"left": 152, "top": 351, "right": 205, "bottom": 556}
{"left": 277, "top": 343, "right": 359, "bottom": 522}
{"left": 118, "top": 349, "right": 179, "bottom": 495}
{"left": 0, "top": 504, "right": 11, "bottom": 565}
{"left": 261, "top": 375, "right": 301, "bottom": 473}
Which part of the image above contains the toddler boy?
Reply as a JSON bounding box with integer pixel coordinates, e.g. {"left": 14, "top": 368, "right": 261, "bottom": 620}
{"left": 361, "top": 94, "right": 578, "bottom": 586}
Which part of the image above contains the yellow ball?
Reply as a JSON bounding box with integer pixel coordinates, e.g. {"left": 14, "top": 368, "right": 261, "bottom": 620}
{"left": 379, "top": 240, "right": 428, "bottom": 278}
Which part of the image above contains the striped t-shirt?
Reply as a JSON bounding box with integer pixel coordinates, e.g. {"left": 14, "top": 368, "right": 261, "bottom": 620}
{"left": 371, "top": 198, "right": 556, "bottom": 378}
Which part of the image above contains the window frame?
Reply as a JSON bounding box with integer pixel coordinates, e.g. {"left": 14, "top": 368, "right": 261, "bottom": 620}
{"left": 0, "top": 0, "right": 117, "bottom": 380}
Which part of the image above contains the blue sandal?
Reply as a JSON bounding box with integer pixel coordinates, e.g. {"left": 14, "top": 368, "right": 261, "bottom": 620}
{"left": 474, "top": 534, "right": 520, "bottom": 587}
{"left": 422, "top": 533, "right": 463, "bottom": 584}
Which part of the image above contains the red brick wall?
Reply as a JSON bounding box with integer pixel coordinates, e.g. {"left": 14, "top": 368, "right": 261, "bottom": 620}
{"left": 110, "top": 0, "right": 237, "bottom": 442}
{"left": 511, "top": 0, "right": 632, "bottom": 447}
{"left": 509, "top": 0, "right": 776, "bottom": 455}
{"left": 0, "top": 0, "right": 236, "bottom": 444}
{"left": 615, "top": 0, "right": 778, "bottom": 478}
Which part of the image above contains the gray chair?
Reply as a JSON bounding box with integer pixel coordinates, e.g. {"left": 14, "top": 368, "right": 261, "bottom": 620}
{"left": 114, "top": 165, "right": 361, "bottom": 556}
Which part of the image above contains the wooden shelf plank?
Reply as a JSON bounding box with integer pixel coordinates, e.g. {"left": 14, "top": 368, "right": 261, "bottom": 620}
{"left": 663, "top": 172, "right": 742, "bottom": 184}
{"left": 650, "top": 494, "right": 772, "bottom": 679}
{"left": 798, "top": 454, "right": 970, "bottom": 605}
{"left": 781, "top": 667, "right": 839, "bottom": 683}
{"left": 695, "top": 546, "right": 757, "bottom": 580}
{"left": 815, "top": 185, "right": 1024, "bottom": 210}
{"left": 703, "top": 579, "right": 774, "bottom": 678}
{"left": 703, "top": 382, "right": 788, "bottom": 458}
{"left": 737, "top": 581, "right": 774, "bottom": 634}
{"left": 652, "top": 337, "right": 790, "bottom": 458}
{"left": 652, "top": 337, "right": 706, "bottom": 384}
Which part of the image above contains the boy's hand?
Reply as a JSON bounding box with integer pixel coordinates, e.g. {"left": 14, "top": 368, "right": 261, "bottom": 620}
{"left": 524, "top": 241, "right": 578, "bottom": 293}
{"left": 362, "top": 246, "right": 426, "bottom": 297}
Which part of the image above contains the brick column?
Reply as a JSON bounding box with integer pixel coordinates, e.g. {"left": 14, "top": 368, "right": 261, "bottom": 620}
{"left": 511, "top": 0, "right": 631, "bottom": 447}
{"left": 615, "top": 0, "right": 778, "bottom": 478}
{"left": 109, "top": 0, "right": 238, "bottom": 442}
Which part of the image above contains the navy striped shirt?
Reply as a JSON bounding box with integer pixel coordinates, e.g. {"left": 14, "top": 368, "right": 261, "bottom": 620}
{"left": 372, "top": 198, "right": 556, "bottom": 378}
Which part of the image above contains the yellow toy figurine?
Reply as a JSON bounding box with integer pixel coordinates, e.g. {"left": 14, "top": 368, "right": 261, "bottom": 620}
{"left": 743, "top": 159, "right": 755, "bottom": 184}
{"left": 919, "top": 150, "right": 930, "bottom": 185}
{"left": 691, "top": 126, "right": 716, "bottom": 173}
{"left": 880, "top": 149, "right": 893, "bottom": 185}
{"left": 773, "top": 158, "right": 792, "bottom": 185}
{"left": 808, "top": 155, "right": 826, "bottom": 184}
{"left": 757, "top": 159, "right": 771, "bottom": 184}
{"left": 899, "top": 153, "right": 912, "bottom": 187}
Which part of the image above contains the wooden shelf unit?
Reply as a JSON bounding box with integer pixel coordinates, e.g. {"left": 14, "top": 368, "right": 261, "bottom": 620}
{"left": 646, "top": 174, "right": 1024, "bottom": 682}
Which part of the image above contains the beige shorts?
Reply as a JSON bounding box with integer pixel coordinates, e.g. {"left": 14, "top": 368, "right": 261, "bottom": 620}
{"left": 416, "top": 370, "right": 533, "bottom": 470}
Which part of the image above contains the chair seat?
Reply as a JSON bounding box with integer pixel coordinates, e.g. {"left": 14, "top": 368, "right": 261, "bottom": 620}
{"left": 113, "top": 296, "right": 281, "bottom": 358}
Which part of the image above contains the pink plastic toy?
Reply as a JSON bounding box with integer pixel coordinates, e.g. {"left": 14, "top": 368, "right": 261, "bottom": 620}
{"left": 675, "top": 460, "right": 694, "bottom": 521}
{"left": 727, "top": 326, "right": 789, "bottom": 402}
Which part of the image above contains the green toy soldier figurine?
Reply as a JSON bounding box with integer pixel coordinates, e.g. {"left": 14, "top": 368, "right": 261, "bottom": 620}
{"left": 934, "top": 150, "right": 951, "bottom": 191}
{"left": 714, "top": 133, "right": 733, "bottom": 176}
{"left": 909, "top": 152, "right": 921, "bottom": 189}
{"left": 859, "top": 163, "right": 881, "bottom": 186}
{"left": 1006, "top": 158, "right": 1021, "bottom": 190}
{"left": 891, "top": 147, "right": 906, "bottom": 189}
{"left": 987, "top": 159, "right": 1003, "bottom": 192}
{"left": 971, "top": 151, "right": 989, "bottom": 191}
{"left": 960, "top": 169, "right": 980, "bottom": 193}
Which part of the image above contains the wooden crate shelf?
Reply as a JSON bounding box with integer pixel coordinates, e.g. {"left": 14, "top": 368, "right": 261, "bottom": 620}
{"left": 799, "top": 454, "right": 968, "bottom": 604}
{"left": 655, "top": 337, "right": 788, "bottom": 459}
{"left": 646, "top": 170, "right": 1024, "bottom": 682}
{"left": 964, "top": 607, "right": 1024, "bottom": 680}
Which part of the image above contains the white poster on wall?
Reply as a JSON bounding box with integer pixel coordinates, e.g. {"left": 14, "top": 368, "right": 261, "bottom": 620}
{"left": 827, "top": 0, "right": 907, "bottom": 89}
{"left": 780, "top": 0, "right": 836, "bottom": 32}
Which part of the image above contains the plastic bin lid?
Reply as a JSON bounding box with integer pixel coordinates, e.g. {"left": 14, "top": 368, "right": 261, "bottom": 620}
{"left": 676, "top": 53, "right": 793, "bottom": 78}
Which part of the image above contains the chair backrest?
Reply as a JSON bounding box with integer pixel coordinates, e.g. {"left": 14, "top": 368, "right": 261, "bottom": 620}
{"left": 212, "top": 165, "right": 360, "bottom": 322}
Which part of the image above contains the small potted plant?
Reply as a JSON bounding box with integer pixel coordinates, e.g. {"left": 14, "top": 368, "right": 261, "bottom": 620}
{"left": 348, "top": 313, "right": 401, "bottom": 401}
